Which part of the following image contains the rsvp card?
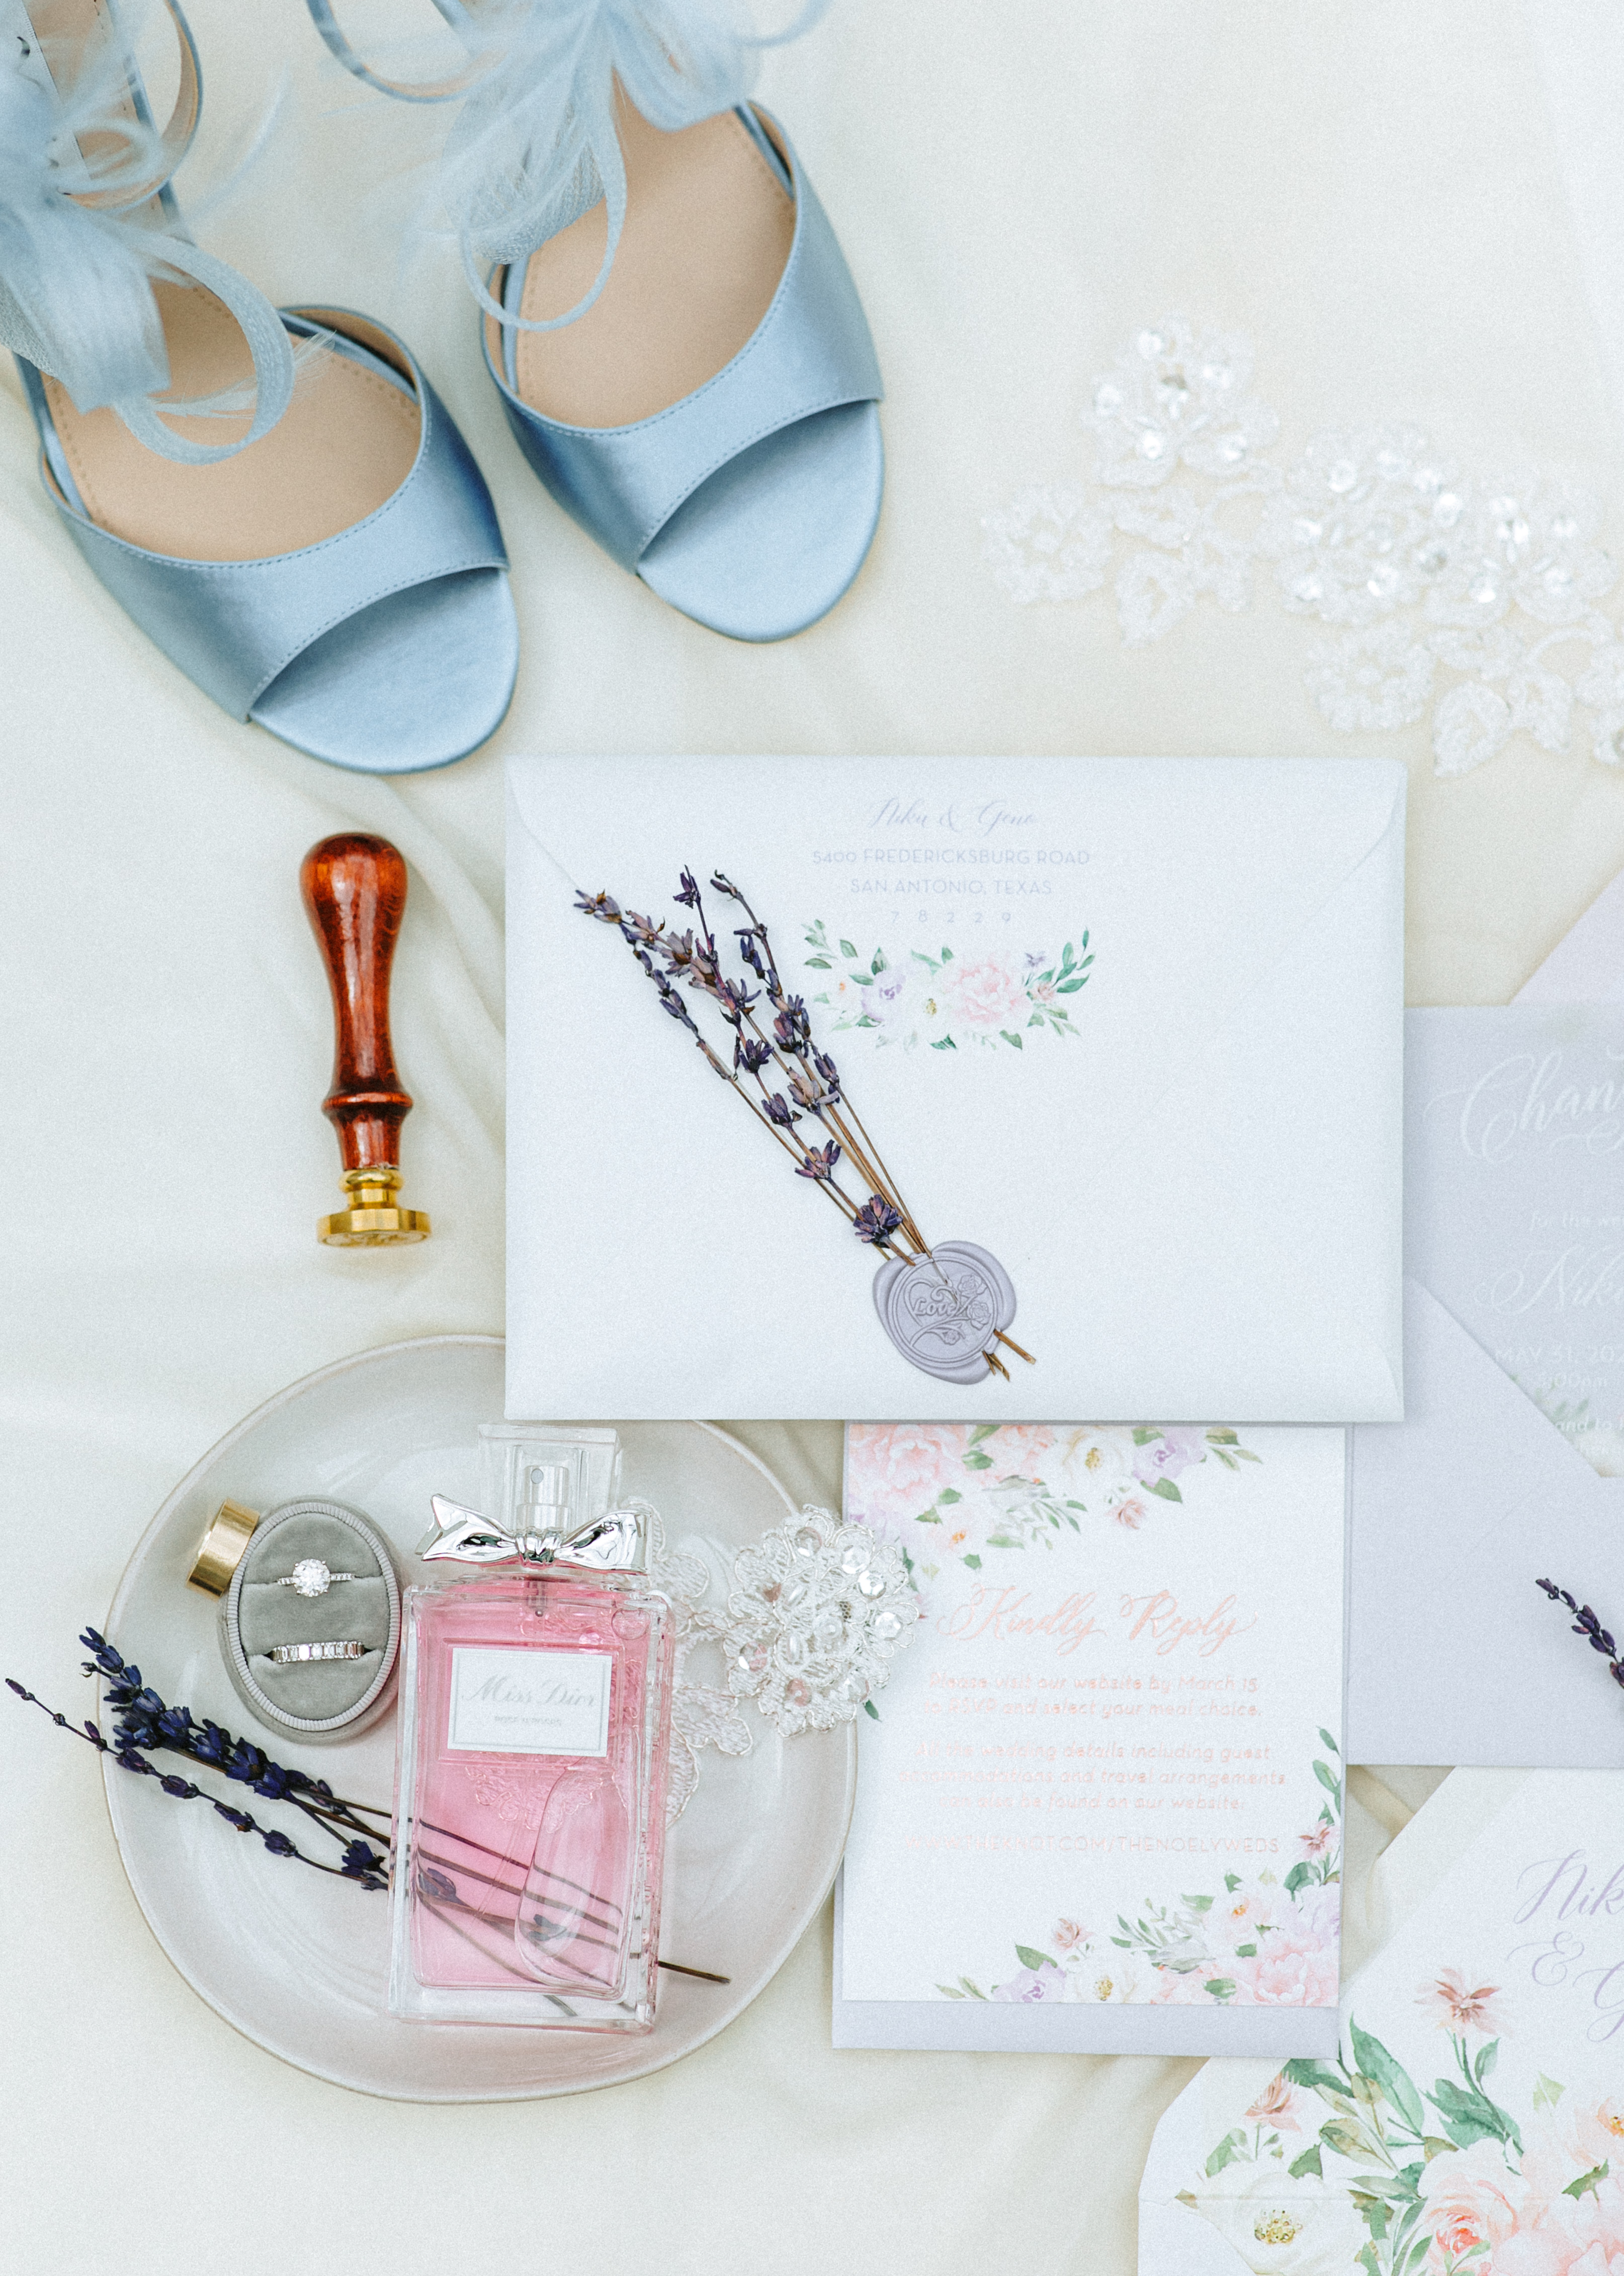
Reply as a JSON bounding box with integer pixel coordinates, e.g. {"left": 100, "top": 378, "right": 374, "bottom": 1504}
{"left": 834, "top": 1421, "right": 1347, "bottom": 2055}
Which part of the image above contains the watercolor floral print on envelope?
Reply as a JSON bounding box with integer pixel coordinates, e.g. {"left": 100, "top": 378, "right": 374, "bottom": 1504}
{"left": 802, "top": 922, "right": 1092, "bottom": 1052}
{"left": 1187, "top": 1981, "right": 1624, "bottom": 2276}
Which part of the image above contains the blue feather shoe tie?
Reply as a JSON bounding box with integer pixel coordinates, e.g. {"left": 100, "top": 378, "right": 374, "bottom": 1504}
{"left": 4, "top": 0, "right": 518, "bottom": 773}
{"left": 310, "top": 0, "right": 884, "bottom": 641}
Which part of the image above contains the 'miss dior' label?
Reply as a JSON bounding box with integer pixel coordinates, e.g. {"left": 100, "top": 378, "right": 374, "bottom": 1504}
{"left": 447, "top": 1647, "right": 613, "bottom": 1757}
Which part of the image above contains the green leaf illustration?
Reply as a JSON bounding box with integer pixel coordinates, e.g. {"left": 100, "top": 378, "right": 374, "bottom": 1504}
{"left": 1318, "top": 1727, "right": 1340, "bottom": 1755}
{"left": 914, "top": 1508, "right": 942, "bottom": 1525}
{"left": 1284, "top": 1861, "right": 1315, "bottom": 1898}
{"left": 1475, "top": 2039, "right": 1499, "bottom": 2084}
{"left": 804, "top": 956, "right": 831, "bottom": 968}
{"left": 1350, "top": 2021, "right": 1426, "bottom": 2134}
{"left": 1001, "top": 1030, "right": 1023, "bottom": 1048}
{"left": 1203, "top": 1978, "right": 1237, "bottom": 2001}
{"left": 1314, "top": 1759, "right": 1341, "bottom": 1799}
{"left": 963, "top": 1554, "right": 981, "bottom": 1570}
{"left": 1014, "top": 1945, "right": 1055, "bottom": 1972}
{"left": 937, "top": 1487, "right": 963, "bottom": 1503}
{"left": 1426, "top": 2079, "right": 1515, "bottom": 2152}
{"left": 1566, "top": 2161, "right": 1610, "bottom": 2202}
{"left": 940, "top": 945, "right": 954, "bottom": 960}
{"left": 1533, "top": 2073, "right": 1566, "bottom": 2114}
{"left": 963, "top": 1452, "right": 994, "bottom": 1471}
{"left": 1149, "top": 1477, "right": 1182, "bottom": 1502}
{"left": 1224, "top": 1872, "right": 1242, "bottom": 1893}
{"left": 839, "top": 939, "right": 858, "bottom": 958}
{"left": 863, "top": 1699, "right": 879, "bottom": 1721}
{"left": 1282, "top": 2058, "right": 1346, "bottom": 2094}
{"left": 1056, "top": 974, "right": 1090, "bottom": 993}
{"left": 1288, "top": 2143, "right": 1324, "bottom": 2180}
{"left": 1132, "top": 1427, "right": 1161, "bottom": 1445}
{"left": 1182, "top": 1893, "right": 1214, "bottom": 1912}
{"left": 937, "top": 1983, "right": 965, "bottom": 1999}
{"left": 1234, "top": 1942, "right": 1257, "bottom": 1959}
{"left": 1204, "top": 2129, "right": 1246, "bottom": 2177}
{"left": 871, "top": 949, "right": 887, "bottom": 975}
{"left": 968, "top": 1425, "right": 999, "bottom": 1445}
{"left": 930, "top": 1035, "right": 957, "bottom": 1050}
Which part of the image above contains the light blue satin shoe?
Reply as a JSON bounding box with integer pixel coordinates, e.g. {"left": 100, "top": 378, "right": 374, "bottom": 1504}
{"left": 2, "top": 0, "right": 517, "bottom": 772}
{"left": 308, "top": 0, "right": 883, "bottom": 642}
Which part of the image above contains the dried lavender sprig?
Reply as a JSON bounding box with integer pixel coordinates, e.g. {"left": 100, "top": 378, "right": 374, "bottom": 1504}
{"left": 578, "top": 888, "right": 912, "bottom": 1251}
{"left": 79, "top": 1629, "right": 390, "bottom": 1850}
{"left": 1535, "top": 1579, "right": 1624, "bottom": 1692}
{"left": 7, "top": 1678, "right": 388, "bottom": 1887}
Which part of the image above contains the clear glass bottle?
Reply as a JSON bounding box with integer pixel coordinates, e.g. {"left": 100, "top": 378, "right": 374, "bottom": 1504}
{"left": 389, "top": 1457, "right": 674, "bottom": 2028}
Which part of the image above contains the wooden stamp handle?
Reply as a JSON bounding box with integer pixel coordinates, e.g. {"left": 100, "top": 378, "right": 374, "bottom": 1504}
{"left": 301, "top": 834, "right": 430, "bottom": 1245}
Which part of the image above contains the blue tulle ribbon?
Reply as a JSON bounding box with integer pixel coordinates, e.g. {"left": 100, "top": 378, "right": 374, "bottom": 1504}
{"left": 0, "top": 4, "right": 294, "bottom": 464}
{"left": 310, "top": 0, "right": 828, "bottom": 329}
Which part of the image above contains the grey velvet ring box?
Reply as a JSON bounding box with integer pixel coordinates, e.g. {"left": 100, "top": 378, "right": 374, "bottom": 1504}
{"left": 221, "top": 1499, "right": 401, "bottom": 1744}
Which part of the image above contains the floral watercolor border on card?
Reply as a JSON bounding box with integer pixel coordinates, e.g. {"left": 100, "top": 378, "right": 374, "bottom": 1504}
{"left": 836, "top": 1422, "right": 1348, "bottom": 2055}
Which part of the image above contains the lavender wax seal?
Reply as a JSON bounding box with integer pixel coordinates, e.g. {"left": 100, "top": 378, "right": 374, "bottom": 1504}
{"left": 872, "top": 1243, "right": 1019, "bottom": 1384}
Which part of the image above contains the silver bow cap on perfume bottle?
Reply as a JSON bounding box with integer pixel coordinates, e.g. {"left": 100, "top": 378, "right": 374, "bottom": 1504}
{"left": 419, "top": 1461, "right": 649, "bottom": 1573}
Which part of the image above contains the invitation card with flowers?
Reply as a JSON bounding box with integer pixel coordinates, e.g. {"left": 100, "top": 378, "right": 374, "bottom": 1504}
{"left": 833, "top": 1420, "right": 1347, "bottom": 2054}
{"left": 1140, "top": 1769, "right": 1624, "bottom": 2275}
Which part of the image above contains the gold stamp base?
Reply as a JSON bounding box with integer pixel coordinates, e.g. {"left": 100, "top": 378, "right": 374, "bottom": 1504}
{"left": 319, "top": 1166, "right": 431, "bottom": 1248}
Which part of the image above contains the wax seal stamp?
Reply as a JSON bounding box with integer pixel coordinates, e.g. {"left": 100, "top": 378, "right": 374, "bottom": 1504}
{"left": 872, "top": 1243, "right": 1020, "bottom": 1384}
{"left": 301, "top": 833, "right": 430, "bottom": 1246}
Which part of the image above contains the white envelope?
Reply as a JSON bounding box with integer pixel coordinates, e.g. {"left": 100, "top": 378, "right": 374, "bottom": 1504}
{"left": 1345, "top": 867, "right": 1624, "bottom": 1766}
{"left": 1137, "top": 1766, "right": 1543, "bottom": 2276}
{"left": 505, "top": 756, "right": 1406, "bottom": 1422}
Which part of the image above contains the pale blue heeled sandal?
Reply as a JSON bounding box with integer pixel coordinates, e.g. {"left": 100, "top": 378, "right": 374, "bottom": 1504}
{"left": 2, "top": 0, "right": 517, "bottom": 771}
{"left": 308, "top": 0, "right": 883, "bottom": 642}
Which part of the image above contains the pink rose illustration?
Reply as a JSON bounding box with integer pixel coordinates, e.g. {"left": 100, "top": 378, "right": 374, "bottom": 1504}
{"left": 982, "top": 1423, "right": 1057, "bottom": 1480}
{"left": 1112, "top": 1495, "right": 1150, "bottom": 1529}
{"left": 1149, "top": 1969, "right": 1218, "bottom": 2005}
{"left": 943, "top": 954, "right": 1031, "bottom": 1031}
{"left": 1232, "top": 1932, "right": 1339, "bottom": 2008}
{"left": 848, "top": 1424, "right": 964, "bottom": 1523}
{"left": 1420, "top": 2136, "right": 1524, "bottom": 2267}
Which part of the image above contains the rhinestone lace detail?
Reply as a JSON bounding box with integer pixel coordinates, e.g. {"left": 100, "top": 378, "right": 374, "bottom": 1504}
{"left": 984, "top": 315, "right": 1624, "bottom": 777}
{"left": 653, "top": 1507, "right": 920, "bottom": 1821}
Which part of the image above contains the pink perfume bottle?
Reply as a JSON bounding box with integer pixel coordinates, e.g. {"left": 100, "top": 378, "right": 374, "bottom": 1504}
{"left": 389, "top": 1459, "right": 674, "bottom": 2028}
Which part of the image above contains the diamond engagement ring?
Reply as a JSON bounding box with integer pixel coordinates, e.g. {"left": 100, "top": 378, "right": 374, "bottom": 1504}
{"left": 268, "top": 1639, "right": 366, "bottom": 1664}
{"left": 276, "top": 1559, "right": 359, "bottom": 1597}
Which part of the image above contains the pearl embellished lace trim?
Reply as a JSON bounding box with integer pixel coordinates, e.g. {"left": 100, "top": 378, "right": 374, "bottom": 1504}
{"left": 984, "top": 316, "right": 1624, "bottom": 778}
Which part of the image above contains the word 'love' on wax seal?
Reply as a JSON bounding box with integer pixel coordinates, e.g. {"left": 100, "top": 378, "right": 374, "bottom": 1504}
{"left": 871, "top": 1243, "right": 1019, "bottom": 1384}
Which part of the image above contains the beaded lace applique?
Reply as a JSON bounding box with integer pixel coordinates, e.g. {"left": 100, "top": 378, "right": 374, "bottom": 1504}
{"left": 984, "top": 316, "right": 1624, "bottom": 777}
{"left": 653, "top": 1507, "right": 918, "bottom": 1822}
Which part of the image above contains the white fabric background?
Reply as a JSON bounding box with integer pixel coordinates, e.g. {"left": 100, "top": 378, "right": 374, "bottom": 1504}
{"left": 2, "top": 0, "right": 1619, "bottom": 2267}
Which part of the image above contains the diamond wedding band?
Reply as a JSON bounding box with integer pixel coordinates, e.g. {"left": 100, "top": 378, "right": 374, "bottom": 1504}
{"left": 276, "top": 1559, "right": 359, "bottom": 1598}
{"left": 268, "top": 1639, "right": 366, "bottom": 1665}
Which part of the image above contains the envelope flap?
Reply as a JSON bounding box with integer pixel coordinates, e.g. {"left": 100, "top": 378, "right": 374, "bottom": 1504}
{"left": 508, "top": 754, "right": 1406, "bottom": 1164}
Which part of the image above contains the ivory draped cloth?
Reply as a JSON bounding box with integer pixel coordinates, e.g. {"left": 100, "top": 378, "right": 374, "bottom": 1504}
{"left": 5, "top": 1, "right": 1622, "bottom": 2268}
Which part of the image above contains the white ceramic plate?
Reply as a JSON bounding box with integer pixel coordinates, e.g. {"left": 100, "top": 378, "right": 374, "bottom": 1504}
{"left": 102, "top": 1336, "right": 854, "bottom": 2101}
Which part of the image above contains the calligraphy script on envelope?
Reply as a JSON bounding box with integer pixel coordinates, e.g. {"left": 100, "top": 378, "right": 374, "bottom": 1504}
{"left": 1349, "top": 967, "right": 1624, "bottom": 1766}
{"left": 505, "top": 756, "right": 1406, "bottom": 1421}
{"left": 1140, "top": 1769, "right": 1624, "bottom": 2276}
